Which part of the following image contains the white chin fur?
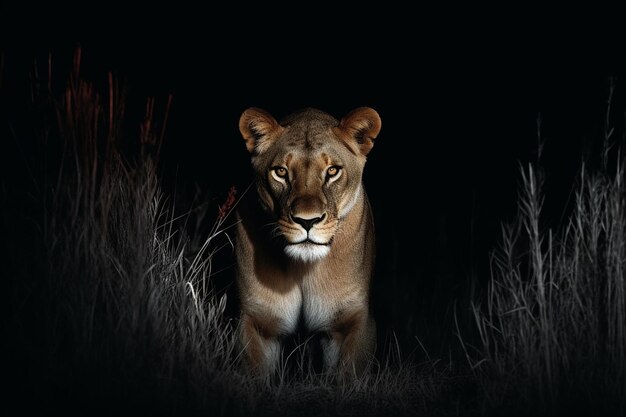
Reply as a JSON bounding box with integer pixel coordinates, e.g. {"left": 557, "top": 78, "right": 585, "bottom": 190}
{"left": 284, "top": 243, "right": 331, "bottom": 262}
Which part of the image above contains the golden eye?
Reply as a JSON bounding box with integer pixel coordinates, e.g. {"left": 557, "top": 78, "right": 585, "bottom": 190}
{"left": 274, "top": 167, "right": 288, "bottom": 178}
{"left": 327, "top": 166, "right": 340, "bottom": 177}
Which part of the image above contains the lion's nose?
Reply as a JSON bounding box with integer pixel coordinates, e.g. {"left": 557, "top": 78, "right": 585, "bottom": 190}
{"left": 291, "top": 213, "right": 325, "bottom": 231}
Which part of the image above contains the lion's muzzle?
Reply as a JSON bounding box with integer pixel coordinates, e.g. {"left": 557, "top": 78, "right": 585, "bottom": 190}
{"left": 283, "top": 202, "right": 333, "bottom": 261}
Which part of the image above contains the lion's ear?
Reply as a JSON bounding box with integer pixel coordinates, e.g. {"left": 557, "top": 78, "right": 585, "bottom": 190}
{"left": 335, "top": 107, "right": 381, "bottom": 156}
{"left": 239, "top": 107, "right": 284, "bottom": 154}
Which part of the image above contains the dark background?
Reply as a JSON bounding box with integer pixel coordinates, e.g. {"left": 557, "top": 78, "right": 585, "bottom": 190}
{"left": 3, "top": 3, "right": 626, "bottom": 351}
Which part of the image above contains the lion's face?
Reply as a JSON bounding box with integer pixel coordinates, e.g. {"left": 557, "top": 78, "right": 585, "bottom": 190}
{"left": 239, "top": 107, "right": 381, "bottom": 262}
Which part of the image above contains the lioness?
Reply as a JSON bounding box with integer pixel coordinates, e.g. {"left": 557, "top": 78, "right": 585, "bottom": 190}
{"left": 235, "top": 106, "right": 381, "bottom": 377}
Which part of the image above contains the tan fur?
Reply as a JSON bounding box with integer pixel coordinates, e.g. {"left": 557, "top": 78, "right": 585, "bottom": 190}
{"left": 235, "top": 107, "right": 381, "bottom": 377}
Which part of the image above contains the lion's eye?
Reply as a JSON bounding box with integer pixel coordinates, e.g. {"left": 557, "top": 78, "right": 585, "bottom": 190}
{"left": 274, "top": 167, "right": 288, "bottom": 178}
{"left": 326, "top": 166, "right": 340, "bottom": 177}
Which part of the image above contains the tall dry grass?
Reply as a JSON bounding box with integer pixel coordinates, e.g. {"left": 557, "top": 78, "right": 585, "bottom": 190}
{"left": 5, "top": 49, "right": 245, "bottom": 416}
{"left": 472, "top": 90, "right": 626, "bottom": 416}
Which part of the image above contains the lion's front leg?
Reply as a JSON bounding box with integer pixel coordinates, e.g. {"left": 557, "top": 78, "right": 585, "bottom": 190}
{"left": 323, "top": 309, "right": 376, "bottom": 377}
{"left": 238, "top": 312, "right": 282, "bottom": 376}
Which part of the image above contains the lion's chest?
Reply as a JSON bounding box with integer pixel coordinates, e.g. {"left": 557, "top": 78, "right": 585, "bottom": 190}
{"left": 301, "top": 290, "right": 336, "bottom": 332}
{"left": 247, "top": 262, "right": 366, "bottom": 336}
{"left": 300, "top": 273, "right": 361, "bottom": 333}
{"left": 264, "top": 278, "right": 339, "bottom": 335}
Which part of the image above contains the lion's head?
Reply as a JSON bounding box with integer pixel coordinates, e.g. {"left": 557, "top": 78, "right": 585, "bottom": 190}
{"left": 238, "top": 107, "right": 381, "bottom": 262}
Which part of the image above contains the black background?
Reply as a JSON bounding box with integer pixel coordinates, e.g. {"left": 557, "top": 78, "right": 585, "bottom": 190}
{"left": 3, "top": 3, "right": 626, "bottom": 350}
